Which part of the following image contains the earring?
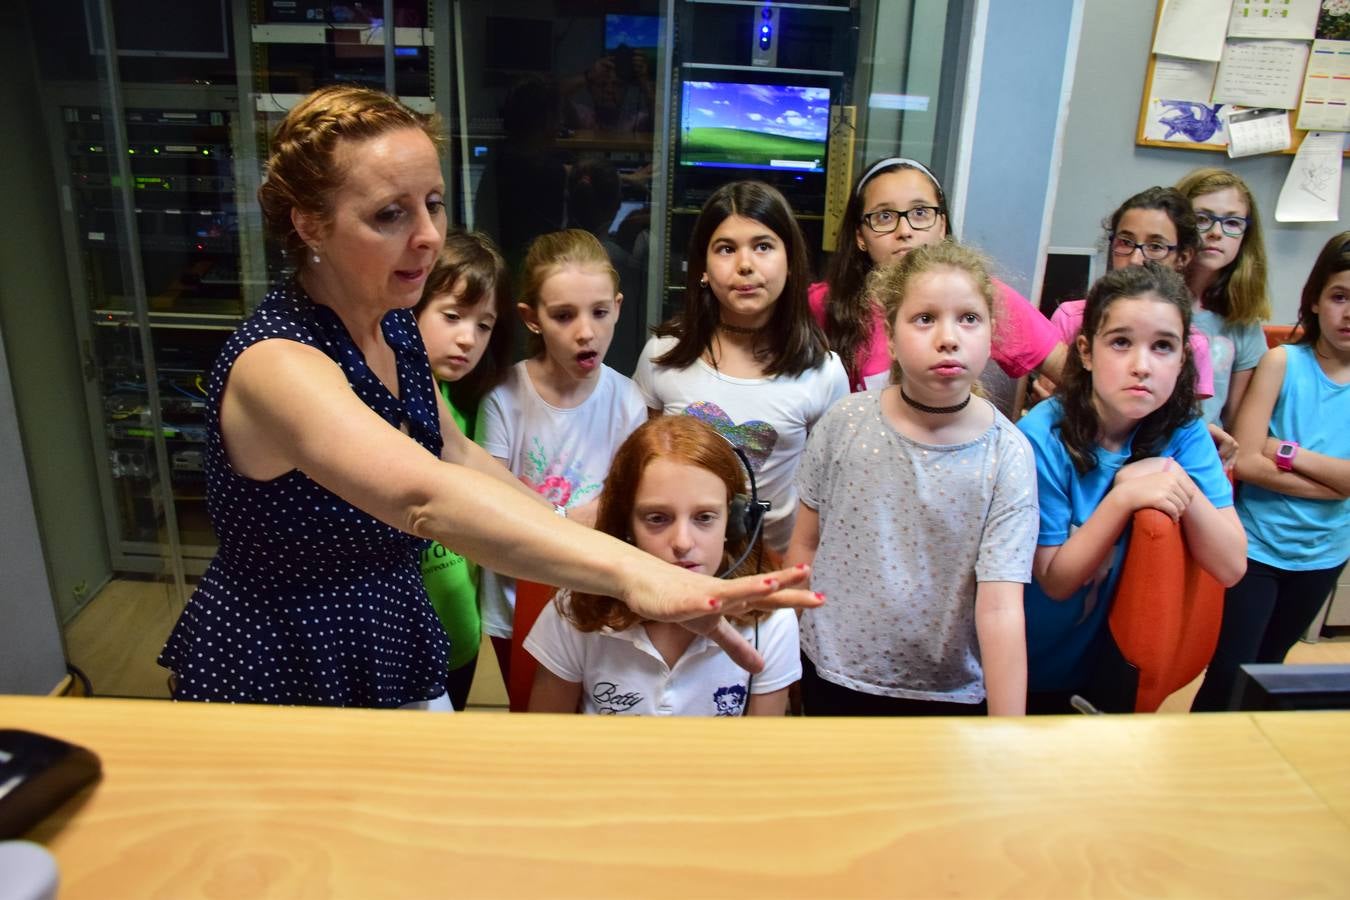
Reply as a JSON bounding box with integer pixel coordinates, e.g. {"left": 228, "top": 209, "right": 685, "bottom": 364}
{"left": 699, "top": 274, "right": 709, "bottom": 287}
{"left": 311, "top": 247, "right": 321, "bottom": 264}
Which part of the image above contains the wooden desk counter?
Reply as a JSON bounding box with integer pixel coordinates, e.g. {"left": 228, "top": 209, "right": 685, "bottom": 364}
{"left": 4, "top": 696, "right": 1349, "bottom": 898}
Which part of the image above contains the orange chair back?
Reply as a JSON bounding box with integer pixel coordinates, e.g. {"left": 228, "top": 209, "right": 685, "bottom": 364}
{"left": 1263, "top": 324, "right": 1302, "bottom": 349}
{"left": 1108, "top": 508, "right": 1225, "bottom": 712}
{"left": 507, "top": 580, "right": 558, "bottom": 712}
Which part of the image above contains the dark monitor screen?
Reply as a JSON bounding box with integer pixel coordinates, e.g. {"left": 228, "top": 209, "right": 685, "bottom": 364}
{"left": 679, "top": 81, "right": 830, "bottom": 174}
{"left": 89, "top": 0, "right": 230, "bottom": 59}
{"left": 1232, "top": 664, "right": 1350, "bottom": 711}
{"left": 485, "top": 17, "right": 553, "bottom": 72}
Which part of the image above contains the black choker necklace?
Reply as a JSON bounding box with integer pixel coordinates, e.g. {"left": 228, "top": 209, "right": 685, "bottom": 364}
{"left": 717, "top": 321, "right": 763, "bottom": 336}
{"left": 899, "top": 386, "right": 971, "bottom": 415}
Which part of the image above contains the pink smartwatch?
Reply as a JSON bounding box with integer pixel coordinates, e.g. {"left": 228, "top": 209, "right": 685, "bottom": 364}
{"left": 1275, "top": 440, "right": 1299, "bottom": 472}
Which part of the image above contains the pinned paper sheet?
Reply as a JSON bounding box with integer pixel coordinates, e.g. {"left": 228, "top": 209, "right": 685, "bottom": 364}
{"left": 1227, "top": 0, "right": 1320, "bottom": 40}
{"left": 1153, "top": 0, "right": 1235, "bottom": 62}
{"left": 1275, "top": 131, "right": 1347, "bottom": 221}
{"left": 1226, "top": 107, "right": 1292, "bottom": 156}
{"left": 1152, "top": 57, "right": 1220, "bottom": 102}
{"left": 1297, "top": 40, "right": 1350, "bottom": 132}
{"left": 1213, "top": 39, "right": 1310, "bottom": 108}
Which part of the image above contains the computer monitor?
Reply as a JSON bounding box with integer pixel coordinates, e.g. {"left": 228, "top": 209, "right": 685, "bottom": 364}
{"left": 1231, "top": 664, "right": 1350, "bottom": 711}
{"left": 88, "top": 0, "right": 230, "bottom": 59}
{"left": 604, "top": 14, "right": 659, "bottom": 54}
{"left": 679, "top": 81, "right": 831, "bottom": 174}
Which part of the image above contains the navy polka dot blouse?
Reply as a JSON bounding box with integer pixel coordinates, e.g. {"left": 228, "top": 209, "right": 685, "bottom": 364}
{"left": 158, "top": 282, "right": 451, "bottom": 707}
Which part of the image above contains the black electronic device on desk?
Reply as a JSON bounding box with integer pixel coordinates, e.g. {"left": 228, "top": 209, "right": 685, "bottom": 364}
{"left": 0, "top": 730, "right": 101, "bottom": 840}
{"left": 1232, "top": 664, "right": 1350, "bottom": 711}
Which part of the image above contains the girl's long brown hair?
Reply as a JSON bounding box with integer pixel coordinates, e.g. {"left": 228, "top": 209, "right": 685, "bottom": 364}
{"left": 1295, "top": 230, "right": 1350, "bottom": 349}
{"left": 1058, "top": 263, "right": 1199, "bottom": 474}
{"left": 823, "top": 159, "right": 950, "bottom": 383}
{"left": 414, "top": 230, "right": 514, "bottom": 410}
{"left": 1174, "top": 167, "right": 1271, "bottom": 325}
{"left": 653, "top": 181, "right": 827, "bottom": 377}
{"left": 563, "top": 416, "right": 761, "bottom": 633}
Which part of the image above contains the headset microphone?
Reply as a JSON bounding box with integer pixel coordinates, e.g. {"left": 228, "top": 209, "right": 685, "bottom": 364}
{"left": 716, "top": 442, "right": 768, "bottom": 716}
{"left": 719, "top": 444, "right": 770, "bottom": 579}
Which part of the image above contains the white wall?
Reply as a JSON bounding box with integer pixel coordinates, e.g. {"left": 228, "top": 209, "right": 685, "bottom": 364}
{"left": 961, "top": 0, "right": 1080, "bottom": 299}
{"left": 1050, "top": 3, "right": 1348, "bottom": 323}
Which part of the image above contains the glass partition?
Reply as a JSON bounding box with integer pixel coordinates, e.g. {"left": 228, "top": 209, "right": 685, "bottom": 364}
{"left": 14, "top": 0, "right": 968, "bottom": 697}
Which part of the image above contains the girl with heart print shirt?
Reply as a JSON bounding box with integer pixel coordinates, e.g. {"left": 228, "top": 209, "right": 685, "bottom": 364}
{"left": 476, "top": 229, "right": 647, "bottom": 678}
{"left": 634, "top": 181, "right": 849, "bottom": 556}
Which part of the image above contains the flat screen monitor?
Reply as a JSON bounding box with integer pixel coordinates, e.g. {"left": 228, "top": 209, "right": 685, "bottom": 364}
{"left": 1232, "top": 663, "right": 1350, "bottom": 711}
{"left": 679, "top": 81, "right": 831, "bottom": 174}
{"left": 604, "top": 14, "right": 659, "bottom": 53}
{"left": 88, "top": 0, "right": 230, "bottom": 59}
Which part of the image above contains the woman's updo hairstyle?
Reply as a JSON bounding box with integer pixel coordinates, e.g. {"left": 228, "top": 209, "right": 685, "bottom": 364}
{"left": 258, "top": 85, "right": 445, "bottom": 267}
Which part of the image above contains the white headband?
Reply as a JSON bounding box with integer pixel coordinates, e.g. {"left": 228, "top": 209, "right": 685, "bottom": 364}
{"left": 855, "top": 157, "right": 942, "bottom": 198}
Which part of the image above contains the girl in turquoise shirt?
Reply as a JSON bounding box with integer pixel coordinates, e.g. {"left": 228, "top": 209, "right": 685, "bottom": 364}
{"left": 1019, "top": 263, "right": 1246, "bottom": 713}
{"left": 1193, "top": 231, "right": 1350, "bottom": 711}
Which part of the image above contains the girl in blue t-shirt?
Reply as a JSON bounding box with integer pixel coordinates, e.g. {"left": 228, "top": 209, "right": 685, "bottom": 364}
{"left": 1192, "top": 231, "right": 1350, "bottom": 711}
{"left": 1018, "top": 262, "right": 1247, "bottom": 713}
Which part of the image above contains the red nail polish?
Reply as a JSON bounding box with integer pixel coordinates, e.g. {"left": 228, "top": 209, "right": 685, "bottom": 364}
{"left": 795, "top": 563, "right": 808, "bottom": 570}
{"left": 814, "top": 592, "right": 825, "bottom": 601}
{"left": 763, "top": 578, "right": 777, "bottom": 588}
{"left": 708, "top": 597, "right": 720, "bottom": 609}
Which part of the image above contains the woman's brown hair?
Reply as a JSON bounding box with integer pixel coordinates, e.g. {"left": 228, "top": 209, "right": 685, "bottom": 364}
{"left": 415, "top": 230, "right": 514, "bottom": 409}
{"left": 563, "top": 416, "right": 761, "bottom": 633}
{"left": 257, "top": 85, "right": 445, "bottom": 268}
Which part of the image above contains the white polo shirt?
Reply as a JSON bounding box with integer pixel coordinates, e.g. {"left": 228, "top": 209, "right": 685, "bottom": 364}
{"left": 524, "top": 591, "right": 801, "bottom": 716}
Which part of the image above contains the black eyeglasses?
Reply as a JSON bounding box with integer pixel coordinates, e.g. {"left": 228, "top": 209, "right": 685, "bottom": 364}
{"left": 1109, "top": 234, "right": 1178, "bottom": 261}
{"left": 1195, "top": 212, "right": 1250, "bottom": 237}
{"left": 860, "top": 206, "right": 942, "bottom": 234}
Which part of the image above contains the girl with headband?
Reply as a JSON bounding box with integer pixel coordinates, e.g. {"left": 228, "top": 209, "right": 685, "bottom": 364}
{"left": 811, "top": 157, "right": 1067, "bottom": 396}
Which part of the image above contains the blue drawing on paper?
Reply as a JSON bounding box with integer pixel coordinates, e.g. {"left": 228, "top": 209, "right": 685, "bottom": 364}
{"left": 1156, "top": 100, "right": 1224, "bottom": 142}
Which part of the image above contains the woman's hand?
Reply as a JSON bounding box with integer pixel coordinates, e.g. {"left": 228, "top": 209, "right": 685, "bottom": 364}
{"left": 621, "top": 563, "right": 821, "bottom": 672}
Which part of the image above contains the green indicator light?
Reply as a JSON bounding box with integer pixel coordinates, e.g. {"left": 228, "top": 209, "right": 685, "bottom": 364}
{"left": 128, "top": 148, "right": 136, "bottom": 154}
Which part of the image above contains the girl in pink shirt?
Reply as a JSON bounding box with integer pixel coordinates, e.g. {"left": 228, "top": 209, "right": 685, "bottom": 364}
{"left": 811, "top": 157, "right": 1066, "bottom": 394}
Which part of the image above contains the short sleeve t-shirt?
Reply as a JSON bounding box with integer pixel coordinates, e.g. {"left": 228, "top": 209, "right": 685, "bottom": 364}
{"left": 1017, "top": 398, "right": 1233, "bottom": 692}
{"left": 632, "top": 335, "right": 849, "bottom": 552}
{"left": 1190, "top": 309, "right": 1265, "bottom": 424}
{"left": 796, "top": 391, "right": 1039, "bottom": 703}
{"left": 475, "top": 362, "right": 647, "bottom": 638}
{"left": 524, "top": 592, "right": 801, "bottom": 715}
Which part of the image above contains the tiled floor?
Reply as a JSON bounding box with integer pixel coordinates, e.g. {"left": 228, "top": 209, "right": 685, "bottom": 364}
{"left": 64, "top": 577, "right": 1348, "bottom": 710}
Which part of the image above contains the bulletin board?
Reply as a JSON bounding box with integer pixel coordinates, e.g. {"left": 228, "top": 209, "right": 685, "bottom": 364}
{"left": 1135, "top": 0, "right": 1350, "bottom": 157}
